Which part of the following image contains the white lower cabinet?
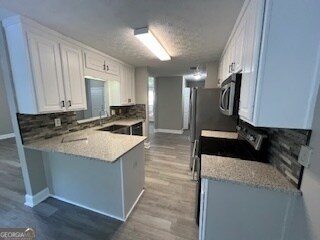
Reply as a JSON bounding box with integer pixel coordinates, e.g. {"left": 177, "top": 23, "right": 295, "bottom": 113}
{"left": 199, "top": 178, "right": 296, "bottom": 240}
{"left": 3, "top": 16, "right": 87, "bottom": 114}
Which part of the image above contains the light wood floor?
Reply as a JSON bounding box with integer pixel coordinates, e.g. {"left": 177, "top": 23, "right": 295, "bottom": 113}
{"left": 0, "top": 129, "right": 198, "bottom": 240}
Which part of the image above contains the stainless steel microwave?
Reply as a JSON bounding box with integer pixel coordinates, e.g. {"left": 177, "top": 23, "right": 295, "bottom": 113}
{"left": 219, "top": 73, "right": 242, "bottom": 116}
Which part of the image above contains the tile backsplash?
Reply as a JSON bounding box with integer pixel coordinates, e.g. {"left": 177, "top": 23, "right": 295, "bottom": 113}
{"left": 265, "top": 128, "right": 311, "bottom": 188}
{"left": 18, "top": 104, "right": 146, "bottom": 144}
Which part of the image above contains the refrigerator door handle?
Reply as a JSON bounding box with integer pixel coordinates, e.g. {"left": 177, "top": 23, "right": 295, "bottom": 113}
{"left": 192, "top": 140, "right": 199, "bottom": 180}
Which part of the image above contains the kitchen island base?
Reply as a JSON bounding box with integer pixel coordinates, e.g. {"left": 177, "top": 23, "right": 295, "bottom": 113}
{"left": 24, "top": 142, "right": 145, "bottom": 222}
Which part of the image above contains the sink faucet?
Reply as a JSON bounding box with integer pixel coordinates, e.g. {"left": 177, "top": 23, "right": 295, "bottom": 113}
{"left": 99, "top": 110, "right": 110, "bottom": 126}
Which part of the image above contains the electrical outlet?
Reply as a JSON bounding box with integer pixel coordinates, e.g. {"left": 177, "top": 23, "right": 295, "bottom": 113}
{"left": 54, "top": 118, "right": 61, "bottom": 127}
{"left": 298, "top": 146, "right": 313, "bottom": 168}
{"left": 111, "top": 109, "right": 116, "bottom": 115}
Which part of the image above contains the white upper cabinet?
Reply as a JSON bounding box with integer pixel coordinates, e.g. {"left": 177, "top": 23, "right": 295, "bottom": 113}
{"left": 218, "top": 14, "right": 245, "bottom": 84}
{"left": 120, "top": 64, "right": 135, "bottom": 105}
{"left": 27, "top": 31, "right": 65, "bottom": 113}
{"left": 60, "top": 43, "right": 87, "bottom": 111}
{"left": 3, "top": 16, "right": 87, "bottom": 114}
{"left": 220, "top": 0, "right": 320, "bottom": 129}
{"left": 232, "top": 18, "right": 245, "bottom": 73}
{"left": 83, "top": 50, "right": 120, "bottom": 80}
{"left": 238, "top": 0, "right": 264, "bottom": 121}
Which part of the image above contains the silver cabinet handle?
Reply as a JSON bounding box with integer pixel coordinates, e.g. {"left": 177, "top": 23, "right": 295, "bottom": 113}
{"left": 231, "top": 62, "right": 235, "bottom": 72}
{"left": 61, "top": 100, "right": 65, "bottom": 108}
{"left": 68, "top": 100, "right": 72, "bottom": 107}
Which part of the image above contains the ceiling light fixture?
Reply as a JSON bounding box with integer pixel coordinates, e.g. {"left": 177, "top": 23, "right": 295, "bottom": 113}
{"left": 134, "top": 27, "right": 171, "bottom": 61}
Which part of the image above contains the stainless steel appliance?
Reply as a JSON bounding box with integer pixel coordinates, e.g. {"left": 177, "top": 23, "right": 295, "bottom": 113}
{"left": 219, "top": 73, "right": 242, "bottom": 116}
{"left": 190, "top": 88, "right": 238, "bottom": 169}
{"left": 195, "top": 123, "right": 268, "bottom": 224}
{"left": 132, "top": 122, "right": 143, "bottom": 136}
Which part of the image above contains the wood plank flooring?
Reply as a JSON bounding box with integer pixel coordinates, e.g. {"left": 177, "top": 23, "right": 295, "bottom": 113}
{"left": 0, "top": 129, "right": 198, "bottom": 240}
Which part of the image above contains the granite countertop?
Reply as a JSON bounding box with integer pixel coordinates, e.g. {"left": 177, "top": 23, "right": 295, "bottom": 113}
{"left": 24, "top": 121, "right": 146, "bottom": 163}
{"left": 111, "top": 118, "right": 144, "bottom": 126}
{"left": 201, "top": 130, "right": 238, "bottom": 139}
{"left": 201, "top": 154, "right": 301, "bottom": 195}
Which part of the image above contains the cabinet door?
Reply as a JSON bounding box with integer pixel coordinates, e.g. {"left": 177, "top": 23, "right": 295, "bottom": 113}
{"left": 217, "top": 60, "right": 223, "bottom": 87}
{"left": 238, "top": 0, "right": 264, "bottom": 121}
{"left": 120, "top": 65, "right": 128, "bottom": 104}
{"left": 199, "top": 178, "right": 208, "bottom": 240}
{"left": 84, "top": 51, "right": 105, "bottom": 73}
{"left": 224, "top": 47, "right": 232, "bottom": 79}
{"left": 120, "top": 65, "right": 135, "bottom": 104}
{"left": 60, "top": 43, "right": 87, "bottom": 110}
{"left": 127, "top": 66, "right": 135, "bottom": 104}
{"left": 27, "top": 32, "right": 65, "bottom": 112}
{"left": 104, "top": 57, "right": 120, "bottom": 76}
{"left": 233, "top": 17, "right": 245, "bottom": 73}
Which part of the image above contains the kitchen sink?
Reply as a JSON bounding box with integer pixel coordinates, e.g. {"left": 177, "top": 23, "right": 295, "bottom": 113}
{"left": 99, "top": 124, "right": 126, "bottom": 132}
{"left": 98, "top": 125, "right": 130, "bottom": 135}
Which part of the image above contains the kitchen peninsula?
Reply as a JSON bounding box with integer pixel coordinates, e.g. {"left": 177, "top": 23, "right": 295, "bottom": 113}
{"left": 23, "top": 126, "right": 146, "bottom": 221}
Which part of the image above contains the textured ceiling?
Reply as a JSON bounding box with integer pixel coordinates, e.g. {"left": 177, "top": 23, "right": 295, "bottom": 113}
{"left": 0, "top": 0, "right": 244, "bottom": 77}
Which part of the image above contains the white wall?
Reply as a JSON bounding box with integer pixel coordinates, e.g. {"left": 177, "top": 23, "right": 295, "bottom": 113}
{"left": 287, "top": 83, "right": 320, "bottom": 240}
{"left": 0, "top": 72, "right": 13, "bottom": 136}
{"left": 205, "top": 61, "right": 219, "bottom": 88}
{"left": 183, "top": 78, "right": 190, "bottom": 129}
{"left": 135, "top": 67, "right": 149, "bottom": 142}
{"left": 154, "top": 76, "right": 183, "bottom": 131}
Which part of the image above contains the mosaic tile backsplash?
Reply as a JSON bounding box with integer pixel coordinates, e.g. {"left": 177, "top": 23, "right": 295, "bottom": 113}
{"left": 18, "top": 104, "right": 146, "bottom": 144}
{"left": 266, "top": 128, "right": 311, "bottom": 188}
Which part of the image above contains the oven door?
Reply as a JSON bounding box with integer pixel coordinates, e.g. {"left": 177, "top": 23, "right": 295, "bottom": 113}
{"left": 220, "top": 81, "right": 236, "bottom": 116}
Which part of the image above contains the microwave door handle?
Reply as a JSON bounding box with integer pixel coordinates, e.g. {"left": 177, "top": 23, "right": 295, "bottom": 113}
{"left": 220, "top": 88, "right": 227, "bottom": 111}
{"left": 224, "top": 87, "right": 230, "bottom": 111}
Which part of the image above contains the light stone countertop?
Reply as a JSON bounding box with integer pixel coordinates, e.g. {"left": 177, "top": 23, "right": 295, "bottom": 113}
{"left": 201, "top": 130, "right": 238, "bottom": 139}
{"left": 111, "top": 118, "right": 144, "bottom": 126}
{"left": 24, "top": 120, "right": 146, "bottom": 163}
{"left": 201, "top": 154, "right": 301, "bottom": 195}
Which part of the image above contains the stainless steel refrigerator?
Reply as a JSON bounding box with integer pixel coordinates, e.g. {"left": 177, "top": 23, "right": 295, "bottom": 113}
{"left": 189, "top": 87, "right": 237, "bottom": 168}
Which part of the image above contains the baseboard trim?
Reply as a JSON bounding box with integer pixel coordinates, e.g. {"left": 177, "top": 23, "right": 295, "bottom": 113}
{"left": 154, "top": 129, "right": 184, "bottom": 134}
{"left": 50, "top": 194, "right": 125, "bottom": 222}
{"left": 0, "top": 133, "right": 14, "bottom": 140}
{"left": 24, "top": 188, "right": 50, "bottom": 207}
{"left": 125, "top": 189, "right": 145, "bottom": 221}
{"left": 144, "top": 141, "right": 151, "bottom": 149}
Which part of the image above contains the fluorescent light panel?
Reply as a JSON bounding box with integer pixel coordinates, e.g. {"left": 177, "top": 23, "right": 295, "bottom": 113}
{"left": 134, "top": 27, "right": 171, "bottom": 61}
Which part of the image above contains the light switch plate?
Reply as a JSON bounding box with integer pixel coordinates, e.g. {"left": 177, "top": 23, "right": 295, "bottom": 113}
{"left": 54, "top": 118, "right": 61, "bottom": 127}
{"left": 298, "top": 145, "right": 313, "bottom": 168}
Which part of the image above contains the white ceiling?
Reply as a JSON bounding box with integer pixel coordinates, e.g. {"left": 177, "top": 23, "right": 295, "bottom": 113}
{"left": 0, "top": 0, "right": 244, "bottom": 77}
